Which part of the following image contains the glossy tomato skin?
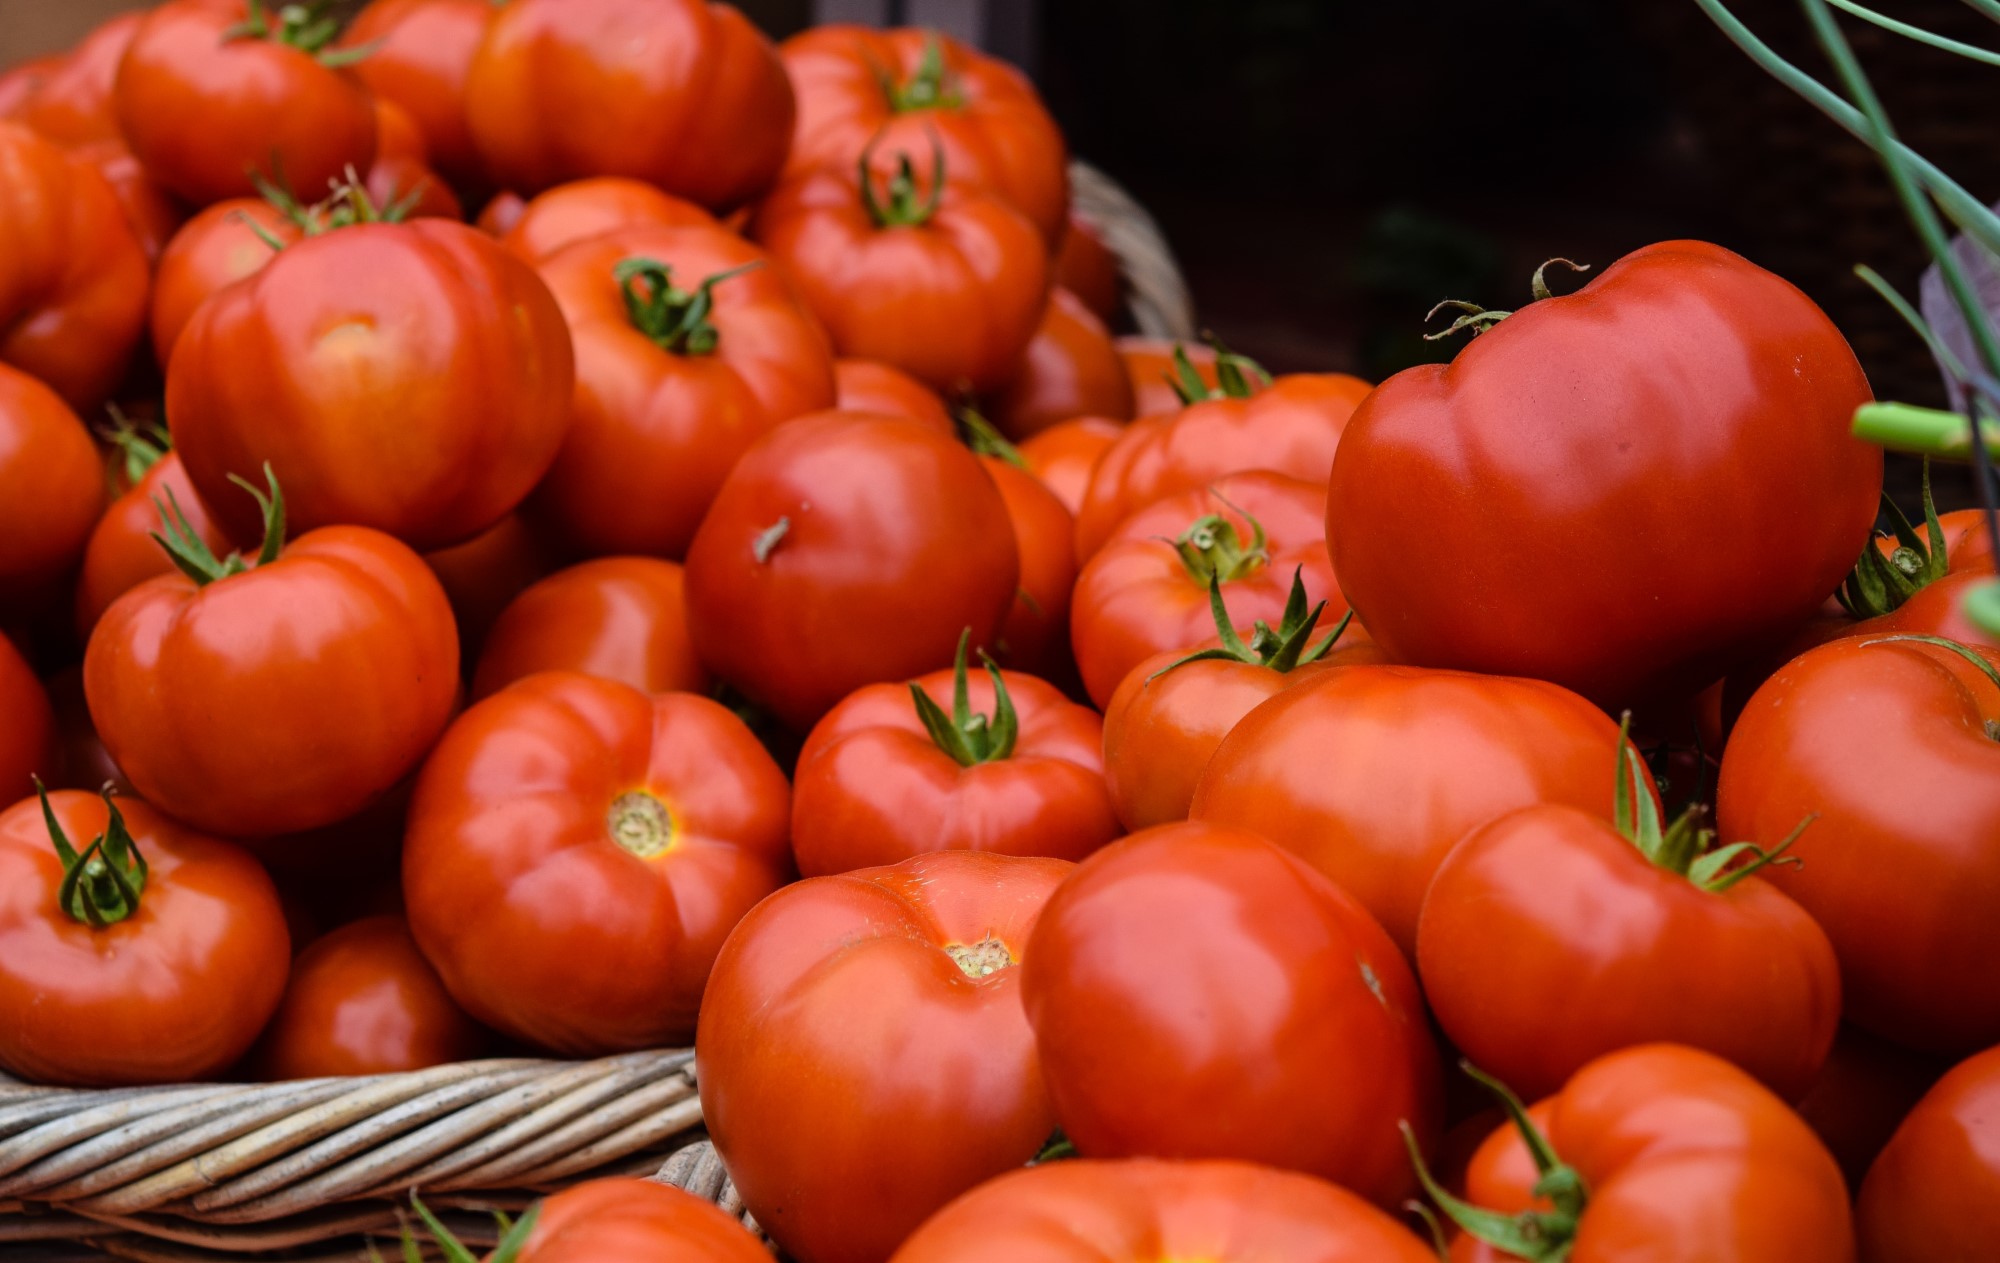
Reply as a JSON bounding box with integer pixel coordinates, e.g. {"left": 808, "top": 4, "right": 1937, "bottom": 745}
{"left": 832, "top": 357, "right": 954, "bottom": 436}
{"left": 1417, "top": 803, "right": 1841, "bottom": 1102}
{"left": 890, "top": 1159, "right": 1438, "bottom": 1263}
{"left": 684, "top": 412, "right": 1020, "bottom": 732}
{"left": 986, "top": 456, "right": 1079, "bottom": 680}
{"left": 1330, "top": 241, "right": 1880, "bottom": 709}
{"left": 1191, "top": 665, "right": 1637, "bottom": 958}
{"left": 1017, "top": 415, "right": 1124, "bottom": 516}
{"left": 0, "top": 635, "right": 53, "bottom": 804}
{"left": 1118, "top": 337, "right": 1216, "bottom": 417}
{"left": 1454, "top": 1044, "right": 1854, "bottom": 1262}
{"left": 1076, "top": 372, "right": 1371, "bottom": 560}
{"left": 473, "top": 557, "right": 708, "bottom": 701}
{"left": 1857, "top": 1045, "right": 2000, "bottom": 1262}
{"left": 513, "top": 1178, "right": 771, "bottom": 1263}
{"left": 340, "top": 0, "right": 492, "bottom": 189}
{"left": 420, "top": 512, "right": 558, "bottom": 663}
{"left": 0, "top": 364, "right": 103, "bottom": 609}
{"left": 1071, "top": 471, "right": 1342, "bottom": 709}
{"left": 114, "top": 0, "right": 377, "bottom": 206}
{"left": 529, "top": 224, "right": 834, "bottom": 559}
{"left": 499, "top": 177, "right": 717, "bottom": 264}
{"left": 466, "top": 0, "right": 793, "bottom": 210}
{"left": 1053, "top": 208, "right": 1122, "bottom": 324}
{"left": 75, "top": 138, "right": 184, "bottom": 263}
{"left": 85, "top": 526, "right": 460, "bottom": 838}
{"left": 696, "top": 850, "right": 1069, "bottom": 1263}
{"left": 169, "top": 219, "right": 575, "bottom": 550}
{"left": 0, "top": 790, "right": 289, "bottom": 1086}
{"left": 364, "top": 99, "right": 463, "bottom": 222}
{"left": 405, "top": 674, "right": 791, "bottom": 1053}
{"left": 149, "top": 198, "right": 300, "bottom": 368}
{"left": 0, "top": 122, "right": 148, "bottom": 409}
{"left": 252, "top": 914, "right": 486, "bottom": 1079}
{"left": 8, "top": 12, "right": 141, "bottom": 147}
{"left": 1718, "top": 637, "right": 2000, "bottom": 1053}
{"left": 1022, "top": 822, "right": 1440, "bottom": 1207}
{"left": 74, "top": 451, "right": 233, "bottom": 637}
{"left": 988, "top": 286, "right": 1135, "bottom": 439}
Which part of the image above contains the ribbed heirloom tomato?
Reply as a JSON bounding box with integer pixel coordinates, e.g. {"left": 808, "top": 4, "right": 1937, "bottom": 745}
{"left": 339, "top": 0, "right": 494, "bottom": 188}
{"left": 1857, "top": 1044, "right": 2000, "bottom": 1263}
{"left": 988, "top": 286, "right": 1136, "bottom": 439}
{"left": 498, "top": 178, "right": 718, "bottom": 265}
{"left": 473, "top": 557, "right": 708, "bottom": 701}
{"left": 0, "top": 363, "right": 102, "bottom": 613}
{"left": 502, "top": 1178, "right": 773, "bottom": 1263}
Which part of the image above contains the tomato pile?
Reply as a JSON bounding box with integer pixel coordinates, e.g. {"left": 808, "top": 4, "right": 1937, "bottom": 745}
{"left": 2, "top": 2, "right": 1998, "bottom": 1261}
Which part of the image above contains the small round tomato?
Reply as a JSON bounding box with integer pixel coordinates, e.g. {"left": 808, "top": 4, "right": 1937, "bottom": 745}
{"left": 507, "top": 1178, "right": 772, "bottom": 1263}
{"left": 1191, "top": 664, "right": 1639, "bottom": 958}
{"left": 251, "top": 913, "right": 486, "bottom": 1079}
{"left": 1017, "top": 415, "right": 1124, "bottom": 516}
{"left": 74, "top": 445, "right": 233, "bottom": 636}
{"left": 85, "top": 476, "right": 460, "bottom": 838}
{"left": 0, "top": 363, "right": 103, "bottom": 611}
{"left": 75, "top": 138, "right": 184, "bottom": 262}
{"left": 10, "top": 12, "right": 142, "bottom": 147}
{"left": 892, "top": 1159, "right": 1438, "bottom": 1263}
{"left": 0, "top": 786, "right": 289, "bottom": 1085}
{"left": 684, "top": 411, "right": 1020, "bottom": 732}
{"left": 420, "top": 512, "right": 558, "bottom": 663}
{"left": 499, "top": 177, "right": 718, "bottom": 264}
{"left": 1718, "top": 635, "right": 2000, "bottom": 1054}
{"left": 1053, "top": 207, "right": 1122, "bottom": 325}
{"left": 1071, "top": 471, "right": 1342, "bottom": 709}
{"left": 114, "top": 0, "right": 377, "bottom": 206}
{"left": 339, "top": 0, "right": 493, "bottom": 189}
{"left": 832, "top": 357, "right": 954, "bottom": 436}
{"left": 1022, "top": 822, "right": 1440, "bottom": 1208}
{"left": 697, "top": 850, "right": 1069, "bottom": 1263}
{"left": 149, "top": 197, "right": 301, "bottom": 367}
{"left": 1118, "top": 337, "right": 1217, "bottom": 418}
{"left": 529, "top": 224, "right": 834, "bottom": 559}
{"left": 405, "top": 673, "right": 791, "bottom": 1053}
{"left": 473, "top": 557, "right": 708, "bottom": 701}
{"left": 1857, "top": 1044, "right": 2000, "bottom": 1263}
{"left": 988, "top": 286, "right": 1134, "bottom": 440}
{"left": 466, "top": 0, "right": 794, "bottom": 210}
{"left": 0, "top": 634, "right": 54, "bottom": 803}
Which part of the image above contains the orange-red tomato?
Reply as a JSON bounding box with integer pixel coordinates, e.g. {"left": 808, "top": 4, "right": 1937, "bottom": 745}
{"left": 986, "top": 455, "right": 1079, "bottom": 681}
{"left": 1857, "top": 1044, "right": 2000, "bottom": 1263}
{"left": 476, "top": 189, "right": 526, "bottom": 236}
{"left": 148, "top": 197, "right": 300, "bottom": 367}
{"left": 988, "top": 286, "right": 1135, "bottom": 439}
{"left": 1053, "top": 208, "right": 1123, "bottom": 326}
{"left": 0, "top": 634, "right": 53, "bottom": 803}
{"left": 473, "top": 557, "right": 709, "bottom": 701}
{"left": 511, "top": 1178, "right": 773, "bottom": 1263}
{"left": 697, "top": 850, "right": 1069, "bottom": 1263}
{"left": 1017, "top": 415, "right": 1124, "bottom": 516}
{"left": 832, "top": 357, "right": 955, "bottom": 436}
{"left": 529, "top": 224, "right": 834, "bottom": 558}
{"left": 74, "top": 138, "right": 184, "bottom": 262}
{"left": 0, "top": 121, "right": 148, "bottom": 409}
{"left": 1118, "top": 337, "right": 1216, "bottom": 417}
{"left": 114, "top": 0, "right": 378, "bottom": 206}
{"left": 500, "top": 177, "right": 718, "bottom": 264}
{"left": 340, "top": 0, "right": 493, "bottom": 188}
{"left": 420, "top": 512, "right": 559, "bottom": 663}
{"left": 9, "top": 12, "right": 142, "bottom": 148}
{"left": 0, "top": 788, "right": 289, "bottom": 1085}
{"left": 404, "top": 673, "right": 791, "bottom": 1053}
{"left": 0, "top": 364, "right": 103, "bottom": 611}
{"left": 364, "top": 98, "right": 464, "bottom": 222}
{"left": 1022, "top": 822, "right": 1440, "bottom": 1208}
{"left": 251, "top": 914, "right": 486, "bottom": 1079}
{"left": 74, "top": 448, "right": 233, "bottom": 637}
{"left": 466, "top": 0, "right": 793, "bottom": 210}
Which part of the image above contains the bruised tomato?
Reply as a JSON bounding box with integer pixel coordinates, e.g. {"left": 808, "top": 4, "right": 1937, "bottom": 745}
{"left": 473, "top": 557, "right": 708, "bottom": 700}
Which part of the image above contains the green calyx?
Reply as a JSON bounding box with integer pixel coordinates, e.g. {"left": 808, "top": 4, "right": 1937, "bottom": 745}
{"left": 1839, "top": 460, "right": 1952, "bottom": 619}
{"left": 1609, "top": 715, "right": 1813, "bottom": 892}
{"left": 38, "top": 779, "right": 148, "bottom": 930}
{"left": 615, "top": 257, "right": 759, "bottom": 356}
{"left": 1167, "top": 340, "right": 1274, "bottom": 405}
{"left": 100, "top": 406, "right": 170, "bottom": 490}
{"left": 1172, "top": 497, "right": 1269, "bottom": 587}
{"left": 223, "top": 1, "right": 376, "bottom": 67}
{"left": 247, "top": 168, "right": 416, "bottom": 250}
{"left": 151, "top": 462, "right": 284, "bottom": 587}
{"left": 1404, "top": 1062, "right": 1587, "bottom": 1262}
{"left": 910, "top": 629, "right": 1018, "bottom": 767}
{"left": 377, "top": 1194, "right": 538, "bottom": 1263}
{"left": 1149, "top": 566, "right": 1353, "bottom": 684}
{"left": 885, "top": 35, "right": 963, "bottom": 113}
{"left": 859, "top": 134, "right": 946, "bottom": 229}
{"left": 1424, "top": 257, "right": 1591, "bottom": 343}
{"left": 957, "top": 407, "right": 1028, "bottom": 468}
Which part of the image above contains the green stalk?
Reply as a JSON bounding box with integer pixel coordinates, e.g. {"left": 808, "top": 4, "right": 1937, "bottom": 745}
{"left": 1825, "top": 0, "right": 2000, "bottom": 64}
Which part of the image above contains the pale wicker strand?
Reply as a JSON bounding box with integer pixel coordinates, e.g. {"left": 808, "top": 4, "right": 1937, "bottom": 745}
{"left": 420, "top": 1064, "right": 696, "bottom": 1192}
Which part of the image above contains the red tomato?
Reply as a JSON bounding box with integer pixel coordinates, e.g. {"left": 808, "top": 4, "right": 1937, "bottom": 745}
{"left": 980, "top": 455, "right": 1078, "bottom": 681}
{"left": 9, "top": 12, "right": 142, "bottom": 148}
{"left": 466, "top": 0, "right": 793, "bottom": 209}
{"left": 0, "top": 634, "right": 53, "bottom": 803}
{"left": 114, "top": 0, "right": 377, "bottom": 206}
{"left": 0, "top": 787, "right": 289, "bottom": 1085}
{"left": 1054, "top": 208, "right": 1123, "bottom": 325}
{"left": 477, "top": 189, "right": 527, "bottom": 236}
{"left": 85, "top": 480, "right": 460, "bottom": 838}
{"left": 0, "top": 122, "right": 148, "bottom": 409}
{"left": 1857, "top": 1044, "right": 2000, "bottom": 1262}
{"left": 1071, "top": 471, "right": 1342, "bottom": 708}
{"left": 74, "top": 448, "right": 233, "bottom": 637}
{"left": 420, "top": 512, "right": 558, "bottom": 663}
{"left": 0, "top": 364, "right": 103, "bottom": 610}
{"left": 1077, "top": 364, "right": 1372, "bottom": 560}
{"left": 473, "top": 557, "right": 709, "bottom": 701}
{"left": 1796, "top": 1024, "right": 1951, "bottom": 1190}
{"left": 340, "top": 0, "right": 493, "bottom": 188}
{"left": 1022, "top": 822, "right": 1441, "bottom": 1208}
{"left": 891, "top": 1159, "right": 1438, "bottom": 1263}
{"left": 500, "top": 177, "right": 718, "bottom": 264}
{"left": 364, "top": 98, "right": 463, "bottom": 222}
{"left": 74, "top": 139, "right": 185, "bottom": 262}
{"left": 988, "top": 286, "right": 1135, "bottom": 439}
{"left": 405, "top": 673, "right": 790, "bottom": 1052}
{"left": 509, "top": 1178, "right": 772, "bottom": 1263}
{"left": 1329, "top": 242, "right": 1881, "bottom": 708}
{"left": 1443, "top": 1044, "right": 1853, "bottom": 1261}
{"left": 529, "top": 224, "right": 834, "bottom": 558}
{"left": 832, "top": 357, "right": 955, "bottom": 436}
{"left": 169, "top": 218, "right": 574, "bottom": 550}
{"left": 1718, "top": 635, "right": 2000, "bottom": 1053}
{"left": 1191, "top": 665, "right": 1638, "bottom": 958}
{"left": 1017, "top": 415, "right": 1124, "bottom": 516}
{"left": 149, "top": 197, "right": 300, "bottom": 367}
{"left": 752, "top": 146, "right": 1050, "bottom": 394}
{"left": 781, "top": 27, "right": 1068, "bottom": 243}
{"left": 0, "top": 57, "right": 61, "bottom": 120}
{"left": 1944, "top": 508, "right": 1996, "bottom": 571}
{"left": 1118, "top": 337, "right": 1217, "bottom": 418}
{"left": 697, "top": 850, "right": 1069, "bottom": 1263}
{"left": 684, "top": 412, "right": 1020, "bottom": 732}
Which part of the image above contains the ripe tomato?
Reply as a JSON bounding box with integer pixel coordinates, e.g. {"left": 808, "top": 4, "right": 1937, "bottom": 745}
{"left": 467, "top": 0, "right": 793, "bottom": 209}
{"left": 364, "top": 98, "right": 463, "bottom": 222}
{"left": 11, "top": 12, "right": 143, "bottom": 148}
{"left": 1071, "top": 471, "right": 1342, "bottom": 708}
{"left": 74, "top": 447, "right": 233, "bottom": 636}
{"left": 1022, "top": 822, "right": 1440, "bottom": 1208}
{"left": 1796, "top": 1024, "right": 1951, "bottom": 1190}
{"left": 38, "top": 666, "right": 127, "bottom": 798}
{"left": 405, "top": 673, "right": 790, "bottom": 1053}
{"left": 752, "top": 145, "right": 1049, "bottom": 394}
{"left": 1053, "top": 207, "right": 1122, "bottom": 325}
{"left": 0, "top": 786, "right": 289, "bottom": 1086}
{"left": 473, "top": 557, "right": 708, "bottom": 701}
{"left": 0, "top": 364, "right": 103, "bottom": 612}
{"left": 1718, "top": 635, "right": 2000, "bottom": 1054}
{"left": 477, "top": 189, "right": 526, "bottom": 235}
{"left": 0, "top": 122, "right": 148, "bottom": 409}
{"left": 1328, "top": 242, "right": 1881, "bottom": 708}
{"left": 499, "top": 177, "right": 718, "bottom": 264}
{"left": 339, "top": 0, "right": 493, "bottom": 189}
{"left": 169, "top": 217, "right": 574, "bottom": 550}
{"left": 684, "top": 412, "right": 1019, "bottom": 732}
{"left": 507, "top": 1178, "right": 772, "bottom": 1263}
{"left": 85, "top": 477, "right": 460, "bottom": 838}
{"left": 0, "top": 634, "right": 53, "bottom": 803}
{"left": 1119, "top": 338, "right": 1218, "bottom": 417}
{"left": 148, "top": 197, "right": 299, "bottom": 367}
{"left": 985, "top": 454, "right": 1080, "bottom": 681}
{"left": 781, "top": 27, "right": 1068, "bottom": 243}
{"left": 1857, "top": 1044, "right": 2000, "bottom": 1263}
{"left": 697, "top": 850, "right": 1069, "bottom": 1263}
{"left": 832, "top": 357, "right": 954, "bottom": 436}
{"left": 988, "top": 286, "right": 1135, "bottom": 440}
{"left": 0, "top": 57, "right": 61, "bottom": 121}
{"left": 75, "top": 139, "right": 184, "bottom": 262}
{"left": 1017, "top": 415, "right": 1124, "bottom": 515}
{"left": 1441, "top": 1044, "right": 1853, "bottom": 1261}
{"left": 114, "top": 0, "right": 377, "bottom": 206}
{"left": 420, "top": 512, "right": 558, "bottom": 663}
{"left": 1191, "top": 664, "right": 1638, "bottom": 958}
{"left": 529, "top": 224, "right": 834, "bottom": 558}
{"left": 891, "top": 1159, "right": 1438, "bottom": 1263}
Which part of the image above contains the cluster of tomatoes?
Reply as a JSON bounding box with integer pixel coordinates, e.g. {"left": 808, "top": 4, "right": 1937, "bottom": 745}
{"left": 2, "top": 1, "right": 1998, "bottom": 1261}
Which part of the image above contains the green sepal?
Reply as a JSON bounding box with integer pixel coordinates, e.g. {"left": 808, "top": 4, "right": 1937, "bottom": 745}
{"left": 886, "top": 34, "right": 963, "bottom": 112}
{"left": 1166, "top": 338, "right": 1274, "bottom": 405}
{"left": 223, "top": 0, "right": 373, "bottom": 64}
{"left": 1611, "top": 713, "right": 1813, "bottom": 891}
{"left": 910, "top": 630, "right": 1019, "bottom": 766}
{"left": 858, "top": 132, "right": 945, "bottom": 228}
{"left": 957, "top": 407, "right": 1027, "bottom": 467}
{"left": 100, "top": 406, "right": 171, "bottom": 490}
{"left": 38, "top": 778, "right": 149, "bottom": 930}
{"left": 1031, "top": 1130, "right": 1077, "bottom": 1164}
{"left": 1837, "top": 462, "right": 1951, "bottom": 619}
{"left": 1171, "top": 493, "right": 1270, "bottom": 587}
{"left": 149, "top": 462, "right": 284, "bottom": 586}
{"left": 614, "top": 257, "right": 760, "bottom": 356}
{"left": 1425, "top": 257, "right": 1591, "bottom": 342}
{"left": 394, "top": 1193, "right": 539, "bottom": 1263}
{"left": 1147, "top": 567, "right": 1353, "bottom": 685}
